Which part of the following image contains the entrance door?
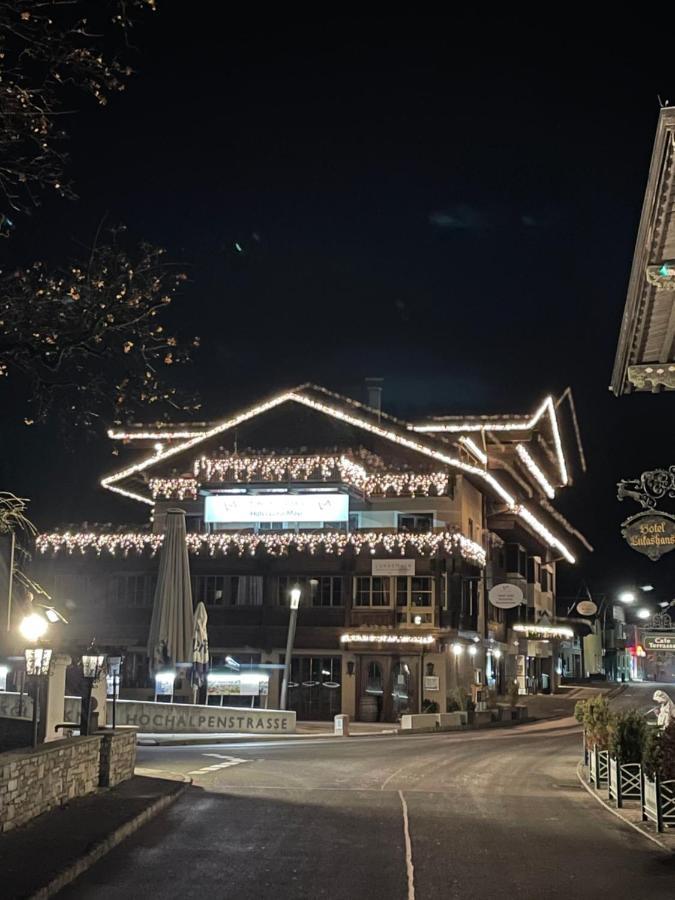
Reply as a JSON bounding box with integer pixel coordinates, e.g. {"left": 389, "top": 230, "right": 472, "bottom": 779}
{"left": 391, "top": 660, "right": 415, "bottom": 719}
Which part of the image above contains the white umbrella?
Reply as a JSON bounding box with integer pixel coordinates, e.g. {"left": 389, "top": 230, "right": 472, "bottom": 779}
{"left": 192, "top": 601, "right": 209, "bottom": 699}
{"left": 147, "top": 508, "right": 194, "bottom": 673}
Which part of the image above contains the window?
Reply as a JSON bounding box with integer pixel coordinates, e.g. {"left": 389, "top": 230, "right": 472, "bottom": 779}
{"left": 278, "top": 576, "right": 343, "bottom": 607}
{"left": 107, "top": 574, "right": 156, "bottom": 608}
{"left": 192, "top": 575, "right": 263, "bottom": 606}
{"left": 193, "top": 575, "right": 228, "bottom": 606}
{"left": 396, "top": 576, "right": 434, "bottom": 625}
{"left": 540, "top": 568, "right": 552, "bottom": 593}
{"left": 398, "top": 513, "right": 433, "bottom": 533}
{"left": 468, "top": 518, "right": 474, "bottom": 541}
{"left": 527, "top": 557, "right": 540, "bottom": 585}
{"left": 505, "top": 543, "right": 527, "bottom": 577}
{"left": 354, "top": 576, "right": 392, "bottom": 607}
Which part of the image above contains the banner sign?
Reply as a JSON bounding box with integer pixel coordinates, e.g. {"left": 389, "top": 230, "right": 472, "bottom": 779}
{"left": 207, "top": 672, "right": 269, "bottom": 697}
{"left": 205, "top": 492, "right": 349, "bottom": 524}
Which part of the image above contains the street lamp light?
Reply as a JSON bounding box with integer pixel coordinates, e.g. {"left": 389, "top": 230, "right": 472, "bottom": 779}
{"left": 24, "top": 646, "right": 52, "bottom": 748}
{"left": 19, "top": 612, "right": 48, "bottom": 643}
{"left": 618, "top": 591, "right": 636, "bottom": 604}
{"left": 637, "top": 608, "right": 651, "bottom": 620}
{"left": 280, "top": 585, "right": 301, "bottom": 710}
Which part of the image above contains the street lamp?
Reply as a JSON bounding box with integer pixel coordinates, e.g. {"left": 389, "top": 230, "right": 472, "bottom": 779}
{"left": 280, "top": 585, "right": 301, "bottom": 710}
{"left": 618, "top": 591, "right": 636, "bottom": 604}
{"left": 24, "top": 646, "right": 52, "bottom": 748}
{"left": 81, "top": 645, "right": 106, "bottom": 735}
{"left": 637, "top": 608, "right": 651, "bottom": 620}
{"left": 107, "top": 655, "right": 123, "bottom": 730}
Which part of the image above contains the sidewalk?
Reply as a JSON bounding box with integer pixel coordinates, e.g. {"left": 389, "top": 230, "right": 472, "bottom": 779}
{"left": 576, "top": 763, "right": 675, "bottom": 855}
{"left": 1, "top": 773, "right": 189, "bottom": 899}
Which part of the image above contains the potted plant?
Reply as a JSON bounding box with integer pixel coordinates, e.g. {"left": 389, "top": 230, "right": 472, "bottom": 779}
{"left": 608, "top": 709, "right": 646, "bottom": 805}
{"left": 581, "top": 696, "right": 612, "bottom": 786}
{"left": 642, "top": 722, "right": 675, "bottom": 831}
{"left": 421, "top": 699, "right": 439, "bottom": 714}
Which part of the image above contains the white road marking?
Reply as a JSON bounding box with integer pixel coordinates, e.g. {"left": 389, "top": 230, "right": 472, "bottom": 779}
{"left": 188, "top": 756, "right": 249, "bottom": 776}
{"left": 398, "top": 790, "right": 415, "bottom": 900}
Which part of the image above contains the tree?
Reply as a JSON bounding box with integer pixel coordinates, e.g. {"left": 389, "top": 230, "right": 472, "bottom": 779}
{"left": 0, "top": 0, "right": 155, "bottom": 224}
{"left": 0, "top": 1, "right": 199, "bottom": 426}
{"left": 1, "top": 226, "right": 199, "bottom": 427}
{"left": 609, "top": 709, "right": 647, "bottom": 764}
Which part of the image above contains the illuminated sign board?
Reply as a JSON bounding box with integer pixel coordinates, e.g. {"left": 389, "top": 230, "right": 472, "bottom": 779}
{"left": 621, "top": 513, "right": 675, "bottom": 561}
{"left": 204, "top": 492, "right": 349, "bottom": 524}
{"left": 644, "top": 634, "right": 675, "bottom": 652}
{"left": 207, "top": 672, "right": 270, "bottom": 696}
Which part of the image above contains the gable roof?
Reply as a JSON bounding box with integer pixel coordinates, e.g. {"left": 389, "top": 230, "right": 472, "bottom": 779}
{"left": 101, "top": 384, "right": 578, "bottom": 563}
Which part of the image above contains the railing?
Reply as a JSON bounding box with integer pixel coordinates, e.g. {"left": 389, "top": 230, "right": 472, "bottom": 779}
{"left": 642, "top": 774, "right": 675, "bottom": 832}
{"left": 590, "top": 748, "right": 608, "bottom": 787}
{"left": 608, "top": 760, "right": 641, "bottom": 808}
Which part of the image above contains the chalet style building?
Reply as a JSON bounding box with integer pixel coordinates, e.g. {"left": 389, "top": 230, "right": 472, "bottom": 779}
{"left": 611, "top": 104, "right": 675, "bottom": 396}
{"left": 32, "top": 383, "right": 589, "bottom": 722}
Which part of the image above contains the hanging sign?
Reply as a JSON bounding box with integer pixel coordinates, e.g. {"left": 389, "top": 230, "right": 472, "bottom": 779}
{"left": 644, "top": 634, "right": 675, "bottom": 652}
{"left": 576, "top": 600, "right": 598, "bottom": 617}
{"left": 488, "top": 583, "right": 523, "bottom": 609}
{"left": 620, "top": 512, "right": 675, "bottom": 561}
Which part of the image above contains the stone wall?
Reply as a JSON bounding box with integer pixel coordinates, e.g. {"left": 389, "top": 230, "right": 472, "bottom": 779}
{"left": 99, "top": 728, "right": 137, "bottom": 787}
{"left": 109, "top": 698, "right": 296, "bottom": 734}
{"left": 0, "top": 735, "right": 102, "bottom": 833}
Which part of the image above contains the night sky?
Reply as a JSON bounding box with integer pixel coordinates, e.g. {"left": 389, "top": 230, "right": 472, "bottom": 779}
{"left": 1, "top": 15, "right": 674, "bottom": 604}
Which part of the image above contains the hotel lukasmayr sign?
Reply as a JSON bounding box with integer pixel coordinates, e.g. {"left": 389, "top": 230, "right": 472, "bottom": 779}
{"left": 618, "top": 467, "right": 675, "bottom": 561}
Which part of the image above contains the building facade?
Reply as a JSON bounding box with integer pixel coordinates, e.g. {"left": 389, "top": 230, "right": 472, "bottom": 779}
{"left": 31, "top": 383, "right": 588, "bottom": 721}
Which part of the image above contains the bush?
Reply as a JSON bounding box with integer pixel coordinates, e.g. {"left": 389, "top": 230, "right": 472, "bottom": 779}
{"left": 422, "top": 699, "right": 439, "bottom": 714}
{"left": 581, "top": 696, "right": 613, "bottom": 750}
{"left": 574, "top": 699, "right": 587, "bottom": 724}
{"left": 660, "top": 722, "right": 675, "bottom": 780}
{"left": 643, "top": 727, "right": 664, "bottom": 780}
{"left": 507, "top": 680, "right": 520, "bottom": 707}
{"left": 610, "top": 710, "right": 647, "bottom": 763}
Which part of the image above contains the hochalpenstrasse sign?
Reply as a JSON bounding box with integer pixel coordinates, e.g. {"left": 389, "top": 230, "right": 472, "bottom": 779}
{"left": 618, "top": 467, "right": 675, "bottom": 561}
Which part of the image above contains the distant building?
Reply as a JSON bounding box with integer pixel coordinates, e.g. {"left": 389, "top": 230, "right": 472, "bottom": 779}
{"left": 32, "top": 383, "right": 588, "bottom": 721}
{"left": 611, "top": 106, "right": 675, "bottom": 395}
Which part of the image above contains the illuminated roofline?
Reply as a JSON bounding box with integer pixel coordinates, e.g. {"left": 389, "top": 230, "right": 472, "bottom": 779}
{"left": 413, "top": 396, "right": 568, "bottom": 486}
{"left": 100, "top": 389, "right": 576, "bottom": 563}
{"left": 108, "top": 429, "right": 207, "bottom": 440}
{"left": 515, "top": 445, "right": 555, "bottom": 499}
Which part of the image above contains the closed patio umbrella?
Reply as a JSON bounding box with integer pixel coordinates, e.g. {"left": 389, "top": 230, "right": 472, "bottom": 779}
{"left": 192, "top": 600, "right": 209, "bottom": 701}
{"left": 147, "top": 508, "right": 194, "bottom": 673}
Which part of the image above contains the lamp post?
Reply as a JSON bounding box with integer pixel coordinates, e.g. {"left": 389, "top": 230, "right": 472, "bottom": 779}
{"left": 107, "top": 655, "right": 123, "bottom": 730}
{"left": 280, "top": 585, "right": 301, "bottom": 711}
{"left": 24, "top": 646, "right": 52, "bottom": 749}
{"left": 81, "top": 645, "right": 106, "bottom": 736}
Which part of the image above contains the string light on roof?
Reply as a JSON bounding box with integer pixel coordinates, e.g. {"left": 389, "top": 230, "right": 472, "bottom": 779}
{"left": 459, "top": 436, "right": 488, "bottom": 466}
{"left": 149, "top": 478, "right": 198, "bottom": 500}
{"left": 98, "top": 387, "right": 576, "bottom": 564}
{"left": 515, "top": 445, "right": 555, "bottom": 499}
{"left": 35, "top": 529, "right": 487, "bottom": 566}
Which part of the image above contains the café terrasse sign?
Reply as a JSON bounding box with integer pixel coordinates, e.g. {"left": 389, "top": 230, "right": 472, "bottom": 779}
{"left": 111, "top": 699, "right": 296, "bottom": 734}
{"left": 618, "top": 467, "right": 675, "bottom": 561}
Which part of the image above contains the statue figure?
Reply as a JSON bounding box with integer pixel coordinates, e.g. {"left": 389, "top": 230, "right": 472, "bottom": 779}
{"left": 653, "top": 689, "right": 675, "bottom": 729}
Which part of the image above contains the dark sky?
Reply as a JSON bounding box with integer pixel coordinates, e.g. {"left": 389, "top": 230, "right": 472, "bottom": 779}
{"left": 1, "top": 14, "right": 674, "bottom": 605}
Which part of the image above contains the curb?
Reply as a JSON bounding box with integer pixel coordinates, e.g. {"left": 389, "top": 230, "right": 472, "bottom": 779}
{"left": 28, "top": 776, "right": 191, "bottom": 900}
{"left": 137, "top": 730, "right": 397, "bottom": 746}
{"left": 575, "top": 762, "right": 673, "bottom": 855}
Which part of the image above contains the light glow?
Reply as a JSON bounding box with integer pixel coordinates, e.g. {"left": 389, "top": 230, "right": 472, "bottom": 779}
{"left": 515, "top": 445, "right": 555, "bottom": 498}
{"left": 452, "top": 643, "right": 464, "bottom": 655}
{"left": 513, "top": 623, "right": 573, "bottom": 639}
{"left": 340, "top": 633, "right": 435, "bottom": 645}
{"left": 19, "top": 613, "right": 48, "bottom": 642}
{"left": 618, "top": 591, "right": 636, "bottom": 604}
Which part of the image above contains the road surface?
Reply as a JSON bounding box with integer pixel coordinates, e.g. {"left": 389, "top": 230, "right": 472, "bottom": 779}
{"left": 60, "top": 711, "right": 675, "bottom": 899}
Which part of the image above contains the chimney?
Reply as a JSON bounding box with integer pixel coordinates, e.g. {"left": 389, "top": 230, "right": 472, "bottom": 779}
{"left": 365, "top": 378, "right": 383, "bottom": 421}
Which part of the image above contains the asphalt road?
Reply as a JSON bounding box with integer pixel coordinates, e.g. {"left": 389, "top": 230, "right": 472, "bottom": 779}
{"left": 60, "top": 710, "right": 675, "bottom": 900}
